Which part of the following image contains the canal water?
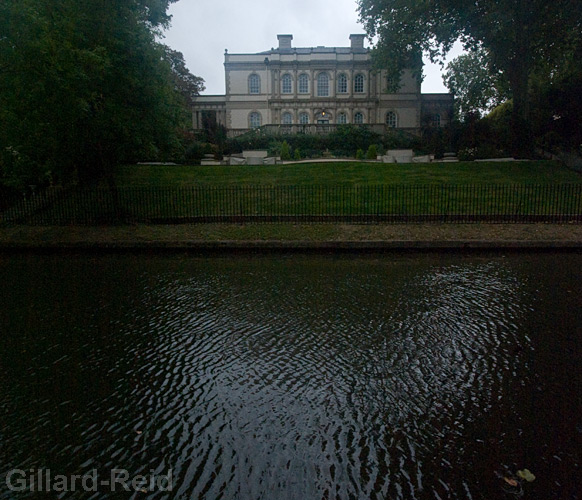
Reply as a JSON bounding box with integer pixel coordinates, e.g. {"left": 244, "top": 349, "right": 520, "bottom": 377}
{"left": 0, "top": 253, "right": 580, "bottom": 499}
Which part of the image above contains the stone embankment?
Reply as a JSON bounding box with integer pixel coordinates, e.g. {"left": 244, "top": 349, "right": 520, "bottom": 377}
{"left": 1, "top": 224, "right": 581, "bottom": 251}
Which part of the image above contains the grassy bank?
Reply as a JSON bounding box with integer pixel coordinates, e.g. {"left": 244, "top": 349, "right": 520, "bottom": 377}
{"left": 4, "top": 161, "right": 581, "bottom": 225}
{"left": 116, "top": 161, "right": 580, "bottom": 187}
{"left": 17, "top": 183, "right": 581, "bottom": 224}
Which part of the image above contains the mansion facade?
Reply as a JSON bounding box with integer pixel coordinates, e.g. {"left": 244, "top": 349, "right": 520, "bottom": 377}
{"left": 192, "top": 34, "right": 453, "bottom": 136}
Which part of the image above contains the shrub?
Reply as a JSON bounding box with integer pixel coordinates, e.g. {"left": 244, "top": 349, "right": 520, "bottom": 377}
{"left": 356, "top": 148, "right": 365, "bottom": 160}
{"left": 458, "top": 147, "right": 477, "bottom": 161}
{"left": 267, "top": 140, "right": 282, "bottom": 157}
{"left": 366, "top": 144, "right": 377, "bottom": 159}
{"left": 327, "top": 125, "right": 382, "bottom": 157}
{"left": 226, "top": 130, "right": 272, "bottom": 153}
{"left": 280, "top": 140, "right": 291, "bottom": 161}
{"left": 293, "top": 148, "right": 301, "bottom": 160}
{"left": 383, "top": 129, "right": 420, "bottom": 151}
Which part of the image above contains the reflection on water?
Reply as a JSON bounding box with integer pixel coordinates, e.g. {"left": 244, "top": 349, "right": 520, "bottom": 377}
{"left": 0, "top": 253, "right": 580, "bottom": 499}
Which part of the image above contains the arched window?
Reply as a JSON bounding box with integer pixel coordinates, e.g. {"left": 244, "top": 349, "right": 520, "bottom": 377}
{"left": 281, "top": 112, "right": 293, "bottom": 124}
{"left": 281, "top": 74, "right": 292, "bottom": 94}
{"left": 432, "top": 114, "right": 441, "bottom": 127}
{"left": 354, "top": 112, "right": 364, "bottom": 124}
{"left": 249, "top": 112, "right": 261, "bottom": 128}
{"left": 317, "top": 73, "right": 329, "bottom": 97}
{"left": 337, "top": 74, "right": 347, "bottom": 94}
{"left": 337, "top": 112, "right": 347, "bottom": 124}
{"left": 386, "top": 111, "right": 397, "bottom": 128}
{"left": 298, "top": 74, "right": 309, "bottom": 94}
{"left": 299, "top": 112, "right": 309, "bottom": 124}
{"left": 248, "top": 74, "right": 260, "bottom": 94}
{"left": 354, "top": 74, "right": 365, "bottom": 93}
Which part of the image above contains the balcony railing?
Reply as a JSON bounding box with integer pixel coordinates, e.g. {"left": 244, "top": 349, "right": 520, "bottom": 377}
{"left": 227, "top": 124, "right": 419, "bottom": 138}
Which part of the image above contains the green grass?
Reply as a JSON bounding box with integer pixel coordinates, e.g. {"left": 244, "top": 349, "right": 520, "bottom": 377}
{"left": 9, "top": 161, "right": 580, "bottom": 224}
{"left": 27, "top": 183, "right": 579, "bottom": 224}
{"left": 115, "top": 161, "right": 581, "bottom": 187}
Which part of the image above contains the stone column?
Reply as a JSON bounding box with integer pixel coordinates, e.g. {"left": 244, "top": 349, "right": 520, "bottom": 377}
{"left": 312, "top": 71, "right": 316, "bottom": 98}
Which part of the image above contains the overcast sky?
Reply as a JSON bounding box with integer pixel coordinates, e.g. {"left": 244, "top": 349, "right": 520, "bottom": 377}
{"left": 162, "top": 0, "right": 463, "bottom": 95}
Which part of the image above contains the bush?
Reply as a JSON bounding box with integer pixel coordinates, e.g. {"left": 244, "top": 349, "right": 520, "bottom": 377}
{"left": 280, "top": 140, "right": 291, "bottom": 161}
{"left": 267, "top": 140, "right": 282, "bottom": 157}
{"left": 537, "top": 131, "right": 565, "bottom": 154}
{"left": 225, "top": 125, "right": 423, "bottom": 160}
{"left": 356, "top": 148, "right": 365, "bottom": 160}
{"left": 458, "top": 147, "right": 477, "bottom": 161}
{"left": 293, "top": 148, "right": 301, "bottom": 160}
{"left": 383, "top": 129, "right": 421, "bottom": 151}
{"left": 327, "top": 125, "right": 383, "bottom": 157}
{"left": 366, "top": 144, "right": 377, "bottom": 159}
{"left": 184, "top": 141, "right": 212, "bottom": 163}
{"left": 226, "top": 130, "right": 272, "bottom": 153}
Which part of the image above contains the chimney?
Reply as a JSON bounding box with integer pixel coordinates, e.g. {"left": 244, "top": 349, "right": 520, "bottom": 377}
{"left": 349, "top": 34, "right": 366, "bottom": 51}
{"left": 277, "top": 34, "right": 293, "bottom": 50}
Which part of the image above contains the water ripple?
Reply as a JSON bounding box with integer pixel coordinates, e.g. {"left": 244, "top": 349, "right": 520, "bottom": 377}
{"left": 1, "top": 255, "right": 580, "bottom": 499}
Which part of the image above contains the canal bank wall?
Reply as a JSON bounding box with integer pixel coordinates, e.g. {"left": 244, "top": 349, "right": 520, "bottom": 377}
{"left": 1, "top": 224, "right": 582, "bottom": 252}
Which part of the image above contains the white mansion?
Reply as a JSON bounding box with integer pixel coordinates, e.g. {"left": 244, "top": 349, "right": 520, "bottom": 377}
{"left": 192, "top": 34, "right": 453, "bottom": 136}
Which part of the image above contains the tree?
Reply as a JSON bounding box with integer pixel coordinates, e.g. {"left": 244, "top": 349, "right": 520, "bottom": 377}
{"left": 358, "top": 0, "right": 582, "bottom": 157}
{"left": 443, "top": 48, "right": 509, "bottom": 119}
{"left": 163, "top": 47, "right": 205, "bottom": 105}
{"left": 529, "top": 29, "right": 582, "bottom": 151}
{"left": 0, "top": 0, "right": 203, "bottom": 188}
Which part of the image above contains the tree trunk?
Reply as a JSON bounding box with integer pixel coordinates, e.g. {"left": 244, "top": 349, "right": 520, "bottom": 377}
{"left": 509, "top": 67, "right": 533, "bottom": 158}
{"left": 508, "top": 0, "right": 533, "bottom": 158}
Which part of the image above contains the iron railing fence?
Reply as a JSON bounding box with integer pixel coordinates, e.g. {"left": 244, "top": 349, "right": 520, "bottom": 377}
{"left": 1, "top": 184, "right": 581, "bottom": 225}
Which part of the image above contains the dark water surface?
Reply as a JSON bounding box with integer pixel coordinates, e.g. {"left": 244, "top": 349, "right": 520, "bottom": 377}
{"left": 0, "top": 253, "right": 580, "bottom": 499}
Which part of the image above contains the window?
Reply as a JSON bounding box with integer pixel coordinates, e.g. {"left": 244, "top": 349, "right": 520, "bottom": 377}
{"left": 298, "top": 74, "right": 309, "bottom": 94}
{"left": 432, "top": 114, "right": 441, "bottom": 127}
{"left": 354, "top": 112, "right": 364, "bottom": 124}
{"left": 281, "top": 112, "right": 293, "bottom": 124}
{"left": 337, "top": 74, "right": 347, "bottom": 94}
{"left": 299, "top": 112, "right": 309, "bottom": 124}
{"left": 386, "top": 111, "right": 397, "bottom": 128}
{"left": 281, "top": 74, "right": 292, "bottom": 94}
{"left": 354, "top": 74, "right": 365, "bottom": 93}
{"left": 248, "top": 74, "right": 260, "bottom": 94}
{"left": 337, "top": 112, "right": 347, "bottom": 124}
{"left": 317, "top": 73, "right": 329, "bottom": 97}
{"left": 249, "top": 112, "right": 261, "bottom": 128}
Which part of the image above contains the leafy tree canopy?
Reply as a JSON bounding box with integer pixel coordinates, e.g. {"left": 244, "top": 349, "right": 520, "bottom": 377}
{"left": 0, "top": 0, "right": 203, "bottom": 187}
{"left": 443, "top": 47, "right": 510, "bottom": 119}
{"left": 358, "top": 0, "right": 582, "bottom": 156}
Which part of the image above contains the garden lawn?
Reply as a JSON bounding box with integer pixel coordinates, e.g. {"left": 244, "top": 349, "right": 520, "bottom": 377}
{"left": 9, "top": 161, "right": 580, "bottom": 224}
{"left": 115, "top": 161, "right": 581, "bottom": 187}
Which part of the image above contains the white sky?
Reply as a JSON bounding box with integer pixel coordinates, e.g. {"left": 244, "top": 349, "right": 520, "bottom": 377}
{"left": 162, "top": 0, "right": 464, "bottom": 95}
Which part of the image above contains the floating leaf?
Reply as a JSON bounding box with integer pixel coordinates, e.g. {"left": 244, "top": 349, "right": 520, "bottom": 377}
{"left": 517, "top": 469, "right": 536, "bottom": 482}
{"left": 504, "top": 477, "right": 519, "bottom": 487}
